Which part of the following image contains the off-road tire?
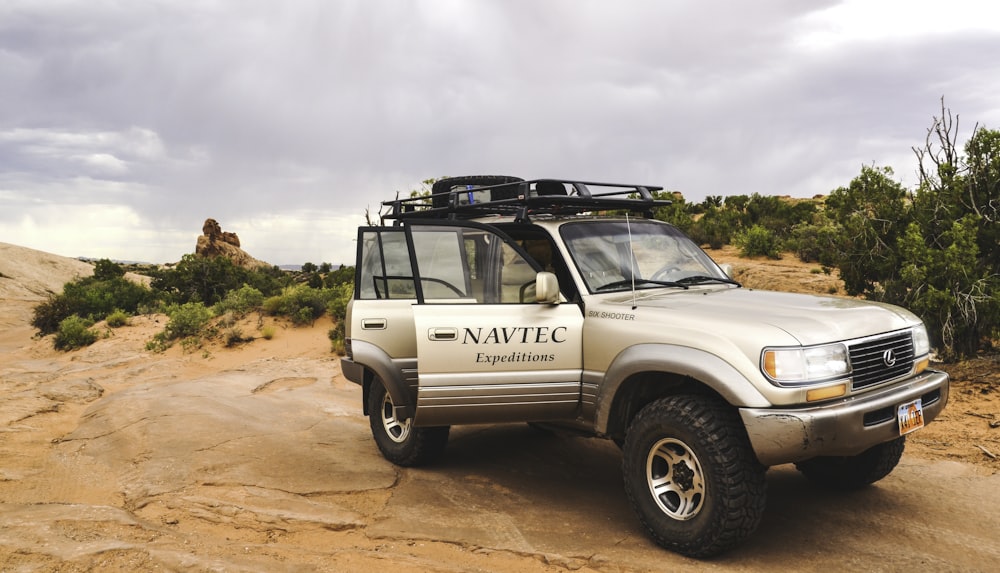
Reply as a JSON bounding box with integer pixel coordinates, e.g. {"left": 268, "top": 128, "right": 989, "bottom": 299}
{"left": 430, "top": 175, "right": 524, "bottom": 209}
{"left": 622, "top": 395, "right": 766, "bottom": 558}
{"left": 367, "top": 376, "right": 449, "bottom": 467}
{"left": 795, "top": 436, "right": 905, "bottom": 490}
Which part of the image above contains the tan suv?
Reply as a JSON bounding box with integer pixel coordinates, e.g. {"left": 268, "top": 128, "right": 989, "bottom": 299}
{"left": 340, "top": 176, "right": 950, "bottom": 557}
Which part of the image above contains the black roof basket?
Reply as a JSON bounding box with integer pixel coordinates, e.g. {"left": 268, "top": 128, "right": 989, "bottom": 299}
{"left": 384, "top": 178, "right": 672, "bottom": 224}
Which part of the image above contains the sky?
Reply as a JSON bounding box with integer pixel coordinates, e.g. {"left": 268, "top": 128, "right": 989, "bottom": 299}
{"left": 2, "top": 0, "right": 999, "bottom": 266}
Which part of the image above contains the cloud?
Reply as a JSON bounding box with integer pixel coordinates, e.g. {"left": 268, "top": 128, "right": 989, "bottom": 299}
{"left": 1, "top": 0, "right": 999, "bottom": 263}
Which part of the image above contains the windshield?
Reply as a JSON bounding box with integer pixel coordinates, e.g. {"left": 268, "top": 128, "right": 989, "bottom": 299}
{"left": 560, "top": 220, "right": 730, "bottom": 293}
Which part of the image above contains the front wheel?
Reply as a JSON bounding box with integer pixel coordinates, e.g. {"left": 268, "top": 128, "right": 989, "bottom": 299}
{"left": 367, "top": 376, "right": 449, "bottom": 467}
{"left": 795, "top": 437, "right": 905, "bottom": 490}
{"left": 622, "top": 395, "right": 766, "bottom": 558}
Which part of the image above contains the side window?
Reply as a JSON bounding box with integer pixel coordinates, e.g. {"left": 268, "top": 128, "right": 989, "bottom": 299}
{"left": 410, "top": 228, "right": 472, "bottom": 299}
{"left": 357, "top": 229, "right": 416, "bottom": 300}
{"left": 356, "top": 225, "right": 541, "bottom": 303}
{"left": 498, "top": 224, "right": 579, "bottom": 302}
{"left": 499, "top": 241, "right": 539, "bottom": 303}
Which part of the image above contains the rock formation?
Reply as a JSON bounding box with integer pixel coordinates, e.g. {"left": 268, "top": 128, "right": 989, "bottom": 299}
{"left": 195, "top": 218, "right": 270, "bottom": 269}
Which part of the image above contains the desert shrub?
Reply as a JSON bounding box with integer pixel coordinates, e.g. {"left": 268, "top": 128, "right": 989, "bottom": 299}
{"left": 786, "top": 217, "right": 841, "bottom": 265}
{"left": 733, "top": 225, "right": 782, "bottom": 259}
{"left": 264, "top": 285, "right": 329, "bottom": 325}
{"left": 105, "top": 309, "right": 130, "bottom": 328}
{"left": 323, "top": 265, "right": 355, "bottom": 288}
{"left": 260, "top": 325, "right": 276, "bottom": 340}
{"left": 294, "top": 306, "right": 315, "bottom": 325}
{"left": 31, "top": 296, "right": 74, "bottom": 336}
{"left": 212, "top": 284, "right": 264, "bottom": 318}
{"left": 164, "top": 302, "right": 213, "bottom": 340}
{"left": 179, "top": 336, "right": 204, "bottom": 354}
{"left": 92, "top": 258, "right": 125, "bottom": 281}
{"left": 325, "top": 282, "right": 353, "bottom": 323}
{"left": 325, "top": 282, "right": 353, "bottom": 354}
{"left": 217, "top": 311, "right": 237, "bottom": 328}
{"left": 689, "top": 207, "right": 741, "bottom": 249}
{"left": 54, "top": 316, "right": 98, "bottom": 350}
{"left": 328, "top": 326, "right": 346, "bottom": 355}
{"left": 149, "top": 254, "right": 289, "bottom": 306}
{"left": 146, "top": 302, "right": 213, "bottom": 352}
{"left": 31, "top": 275, "right": 153, "bottom": 335}
{"left": 819, "top": 108, "right": 1000, "bottom": 359}
{"left": 224, "top": 327, "right": 253, "bottom": 347}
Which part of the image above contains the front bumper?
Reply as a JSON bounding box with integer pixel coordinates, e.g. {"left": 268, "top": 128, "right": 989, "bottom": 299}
{"left": 740, "top": 369, "right": 949, "bottom": 466}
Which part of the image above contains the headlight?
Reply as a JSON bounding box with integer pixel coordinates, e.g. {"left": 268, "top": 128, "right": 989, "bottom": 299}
{"left": 762, "top": 343, "right": 849, "bottom": 385}
{"left": 912, "top": 324, "right": 930, "bottom": 357}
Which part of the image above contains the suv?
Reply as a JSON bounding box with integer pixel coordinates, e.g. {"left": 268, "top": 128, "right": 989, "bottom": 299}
{"left": 340, "top": 176, "right": 950, "bottom": 557}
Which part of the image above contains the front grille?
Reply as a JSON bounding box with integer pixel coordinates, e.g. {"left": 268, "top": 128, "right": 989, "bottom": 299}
{"left": 849, "top": 331, "right": 915, "bottom": 390}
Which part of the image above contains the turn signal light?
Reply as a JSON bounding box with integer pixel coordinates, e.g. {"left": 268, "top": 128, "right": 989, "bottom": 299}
{"left": 806, "top": 383, "right": 847, "bottom": 402}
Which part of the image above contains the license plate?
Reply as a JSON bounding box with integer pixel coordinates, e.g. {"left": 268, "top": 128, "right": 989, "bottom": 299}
{"left": 897, "top": 399, "right": 925, "bottom": 435}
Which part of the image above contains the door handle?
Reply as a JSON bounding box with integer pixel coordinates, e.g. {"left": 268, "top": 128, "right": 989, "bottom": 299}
{"left": 427, "top": 327, "right": 458, "bottom": 341}
{"left": 361, "top": 318, "right": 386, "bottom": 330}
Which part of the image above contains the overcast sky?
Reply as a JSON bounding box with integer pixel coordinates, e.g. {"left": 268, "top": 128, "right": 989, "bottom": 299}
{"left": 2, "top": 0, "right": 999, "bottom": 265}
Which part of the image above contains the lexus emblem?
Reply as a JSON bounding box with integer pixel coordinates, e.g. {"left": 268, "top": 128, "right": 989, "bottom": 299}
{"left": 882, "top": 349, "right": 897, "bottom": 367}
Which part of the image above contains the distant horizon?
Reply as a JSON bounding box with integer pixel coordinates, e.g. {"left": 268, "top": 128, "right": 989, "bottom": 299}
{"left": 1, "top": 240, "right": 350, "bottom": 271}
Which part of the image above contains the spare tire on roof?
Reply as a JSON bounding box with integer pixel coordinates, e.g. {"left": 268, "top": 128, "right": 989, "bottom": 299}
{"left": 431, "top": 175, "right": 524, "bottom": 209}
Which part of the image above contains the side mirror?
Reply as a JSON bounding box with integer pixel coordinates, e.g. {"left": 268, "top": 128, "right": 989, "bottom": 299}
{"left": 719, "top": 263, "right": 733, "bottom": 279}
{"left": 535, "top": 272, "right": 561, "bottom": 304}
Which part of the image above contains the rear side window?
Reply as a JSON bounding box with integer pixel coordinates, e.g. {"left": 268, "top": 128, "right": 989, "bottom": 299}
{"left": 355, "top": 224, "right": 543, "bottom": 303}
{"left": 357, "top": 229, "right": 416, "bottom": 300}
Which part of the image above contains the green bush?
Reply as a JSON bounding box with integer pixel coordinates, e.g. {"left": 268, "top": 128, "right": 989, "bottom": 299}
{"left": 105, "top": 309, "right": 130, "bottom": 328}
{"left": 164, "top": 302, "right": 213, "bottom": 340}
{"left": 733, "top": 225, "right": 782, "bottom": 259}
{"left": 323, "top": 265, "right": 356, "bottom": 288}
{"left": 31, "top": 275, "right": 153, "bottom": 335}
{"left": 54, "top": 316, "right": 98, "bottom": 350}
{"left": 149, "top": 254, "right": 289, "bottom": 306}
{"left": 264, "top": 285, "right": 329, "bottom": 325}
{"left": 786, "top": 218, "right": 841, "bottom": 265}
{"left": 93, "top": 258, "right": 125, "bottom": 281}
{"left": 689, "top": 208, "right": 742, "bottom": 249}
{"left": 325, "top": 282, "right": 353, "bottom": 355}
{"left": 213, "top": 284, "right": 264, "bottom": 318}
{"left": 328, "top": 325, "right": 346, "bottom": 355}
{"left": 146, "top": 302, "right": 213, "bottom": 352}
{"left": 325, "top": 282, "right": 353, "bottom": 322}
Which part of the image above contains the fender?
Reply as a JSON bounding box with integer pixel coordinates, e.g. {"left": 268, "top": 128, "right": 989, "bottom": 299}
{"left": 593, "top": 343, "right": 771, "bottom": 434}
{"left": 347, "top": 339, "right": 417, "bottom": 419}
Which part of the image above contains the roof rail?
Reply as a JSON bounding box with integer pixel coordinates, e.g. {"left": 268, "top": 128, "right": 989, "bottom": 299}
{"left": 383, "top": 178, "right": 672, "bottom": 224}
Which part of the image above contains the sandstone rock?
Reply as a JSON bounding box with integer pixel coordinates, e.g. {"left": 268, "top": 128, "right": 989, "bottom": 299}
{"left": 195, "top": 219, "right": 270, "bottom": 270}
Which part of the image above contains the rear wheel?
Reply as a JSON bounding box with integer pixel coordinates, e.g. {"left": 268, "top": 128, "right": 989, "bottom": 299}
{"left": 367, "top": 376, "right": 449, "bottom": 467}
{"left": 622, "top": 395, "right": 766, "bottom": 558}
{"left": 795, "top": 437, "right": 905, "bottom": 490}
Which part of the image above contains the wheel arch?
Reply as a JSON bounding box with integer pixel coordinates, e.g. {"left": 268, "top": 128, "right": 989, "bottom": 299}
{"left": 350, "top": 339, "right": 416, "bottom": 419}
{"left": 595, "top": 344, "right": 770, "bottom": 440}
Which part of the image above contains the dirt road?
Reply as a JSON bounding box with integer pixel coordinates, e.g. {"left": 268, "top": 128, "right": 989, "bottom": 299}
{"left": 1, "top": 299, "right": 999, "bottom": 572}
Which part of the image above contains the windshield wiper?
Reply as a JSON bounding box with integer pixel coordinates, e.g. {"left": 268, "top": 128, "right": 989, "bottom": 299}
{"left": 595, "top": 278, "right": 689, "bottom": 292}
{"left": 676, "top": 275, "right": 742, "bottom": 288}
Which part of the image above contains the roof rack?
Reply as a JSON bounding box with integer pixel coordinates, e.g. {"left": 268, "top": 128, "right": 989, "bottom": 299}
{"left": 383, "top": 178, "right": 672, "bottom": 224}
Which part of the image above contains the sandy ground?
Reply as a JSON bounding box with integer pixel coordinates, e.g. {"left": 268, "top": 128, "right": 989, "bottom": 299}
{"left": 1, "top": 243, "right": 999, "bottom": 572}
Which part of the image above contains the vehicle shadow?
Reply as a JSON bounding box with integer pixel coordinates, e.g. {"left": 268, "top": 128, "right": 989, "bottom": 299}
{"left": 394, "top": 423, "right": 958, "bottom": 570}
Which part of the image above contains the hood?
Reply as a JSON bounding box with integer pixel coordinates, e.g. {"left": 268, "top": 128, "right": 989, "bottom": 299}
{"left": 605, "top": 287, "right": 920, "bottom": 346}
